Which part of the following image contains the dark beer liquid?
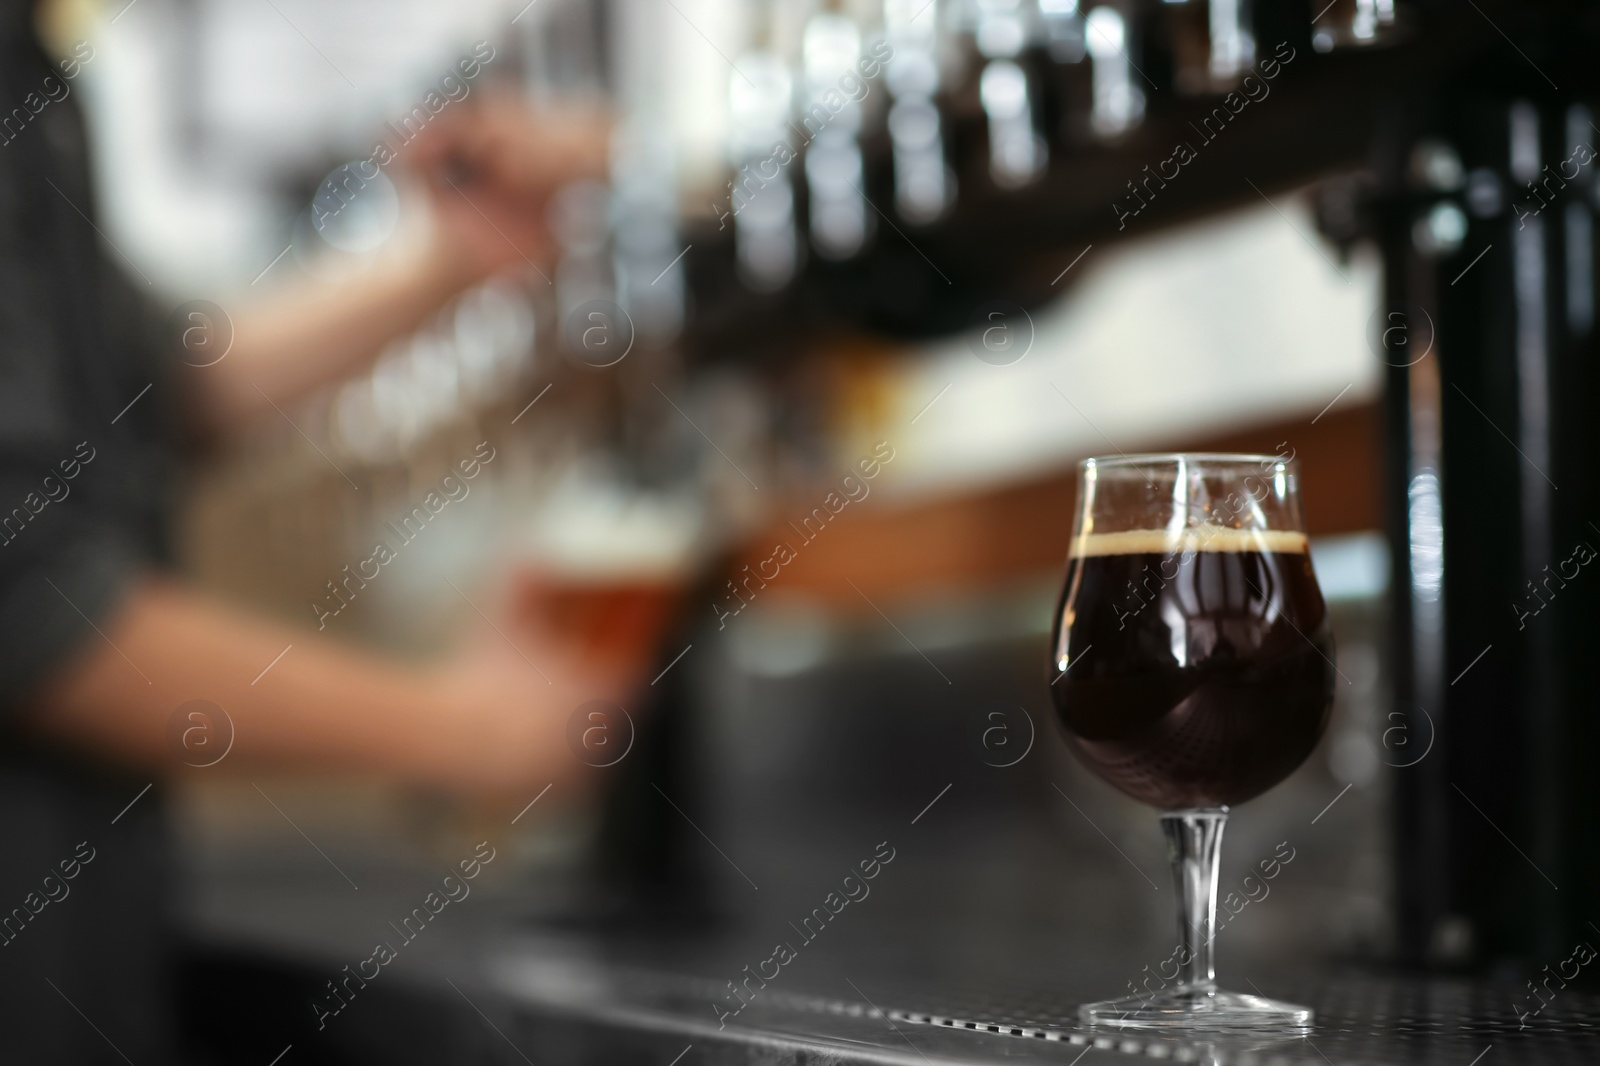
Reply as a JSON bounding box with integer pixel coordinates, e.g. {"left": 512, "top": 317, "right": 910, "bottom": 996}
{"left": 1050, "top": 529, "right": 1334, "bottom": 809}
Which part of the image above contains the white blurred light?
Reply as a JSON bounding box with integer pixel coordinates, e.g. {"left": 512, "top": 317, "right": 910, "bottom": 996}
{"left": 1085, "top": 8, "right": 1144, "bottom": 136}
{"left": 311, "top": 161, "right": 400, "bottom": 253}
{"left": 979, "top": 61, "right": 1028, "bottom": 118}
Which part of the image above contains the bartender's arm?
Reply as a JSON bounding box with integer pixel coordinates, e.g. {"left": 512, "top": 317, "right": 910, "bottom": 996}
{"left": 26, "top": 578, "right": 607, "bottom": 796}
{"left": 13, "top": 97, "right": 628, "bottom": 798}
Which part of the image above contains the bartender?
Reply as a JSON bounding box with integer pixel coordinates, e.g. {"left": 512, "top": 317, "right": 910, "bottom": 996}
{"left": 0, "top": 3, "right": 636, "bottom": 1060}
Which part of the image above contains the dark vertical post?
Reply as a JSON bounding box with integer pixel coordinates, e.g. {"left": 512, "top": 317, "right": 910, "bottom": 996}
{"left": 1382, "top": 50, "right": 1600, "bottom": 964}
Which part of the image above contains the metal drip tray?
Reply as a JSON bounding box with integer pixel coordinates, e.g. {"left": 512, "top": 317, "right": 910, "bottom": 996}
{"left": 876, "top": 977, "right": 1594, "bottom": 1064}
{"left": 481, "top": 947, "right": 1600, "bottom": 1066}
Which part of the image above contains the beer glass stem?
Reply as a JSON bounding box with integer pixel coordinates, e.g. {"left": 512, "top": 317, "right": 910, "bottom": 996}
{"left": 1161, "top": 807, "right": 1228, "bottom": 990}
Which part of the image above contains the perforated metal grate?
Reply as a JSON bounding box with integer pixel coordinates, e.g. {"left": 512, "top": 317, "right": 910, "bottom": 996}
{"left": 876, "top": 976, "right": 1600, "bottom": 1064}
{"left": 503, "top": 957, "right": 1600, "bottom": 1064}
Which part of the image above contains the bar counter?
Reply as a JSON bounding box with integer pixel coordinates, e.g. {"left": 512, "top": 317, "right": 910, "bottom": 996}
{"left": 184, "top": 912, "right": 1600, "bottom": 1065}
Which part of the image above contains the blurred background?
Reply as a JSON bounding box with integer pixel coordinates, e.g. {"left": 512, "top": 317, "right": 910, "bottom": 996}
{"left": 34, "top": 0, "right": 1600, "bottom": 1052}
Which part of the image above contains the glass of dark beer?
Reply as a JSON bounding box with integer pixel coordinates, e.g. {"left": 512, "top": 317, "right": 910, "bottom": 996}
{"left": 1050, "top": 454, "right": 1334, "bottom": 1028}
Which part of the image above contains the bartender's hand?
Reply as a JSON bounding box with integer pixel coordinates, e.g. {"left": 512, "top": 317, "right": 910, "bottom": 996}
{"left": 199, "top": 96, "right": 607, "bottom": 436}
{"left": 419, "top": 575, "right": 658, "bottom": 801}
{"left": 403, "top": 94, "right": 610, "bottom": 280}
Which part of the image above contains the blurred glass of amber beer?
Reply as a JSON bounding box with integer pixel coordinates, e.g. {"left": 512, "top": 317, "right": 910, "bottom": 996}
{"left": 509, "top": 496, "right": 700, "bottom": 675}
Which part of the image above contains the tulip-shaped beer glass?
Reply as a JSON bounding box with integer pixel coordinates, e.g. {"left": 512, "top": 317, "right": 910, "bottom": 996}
{"left": 1050, "top": 455, "right": 1334, "bottom": 1028}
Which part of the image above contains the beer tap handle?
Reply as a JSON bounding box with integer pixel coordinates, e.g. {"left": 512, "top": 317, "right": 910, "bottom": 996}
{"left": 1037, "top": 0, "right": 1085, "bottom": 64}
{"left": 1083, "top": 6, "right": 1144, "bottom": 138}
{"left": 973, "top": 0, "right": 1047, "bottom": 186}
{"left": 802, "top": 11, "right": 872, "bottom": 259}
{"left": 884, "top": 0, "right": 954, "bottom": 222}
{"left": 1311, "top": 0, "right": 1401, "bottom": 54}
{"left": 727, "top": 52, "right": 802, "bottom": 291}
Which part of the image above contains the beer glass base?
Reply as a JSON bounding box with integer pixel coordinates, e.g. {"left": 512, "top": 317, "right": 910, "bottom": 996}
{"left": 1080, "top": 985, "right": 1313, "bottom": 1030}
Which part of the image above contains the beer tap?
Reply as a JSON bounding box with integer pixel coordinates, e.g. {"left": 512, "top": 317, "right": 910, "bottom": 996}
{"left": 611, "top": 123, "right": 685, "bottom": 346}
{"left": 973, "top": 0, "right": 1047, "bottom": 187}
{"left": 801, "top": 8, "right": 871, "bottom": 258}
{"left": 1083, "top": 5, "right": 1143, "bottom": 137}
{"left": 1037, "top": 0, "right": 1085, "bottom": 63}
{"left": 884, "top": 0, "right": 954, "bottom": 223}
{"left": 1157, "top": 0, "right": 1255, "bottom": 93}
{"left": 551, "top": 180, "right": 615, "bottom": 345}
{"left": 727, "top": 47, "right": 801, "bottom": 290}
{"left": 1206, "top": 0, "right": 1255, "bottom": 85}
{"left": 606, "top": 0, "right": 685, "bottom": 347}
{"left": 1311, "top": 0, "right": 1399, "bottom": 53}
